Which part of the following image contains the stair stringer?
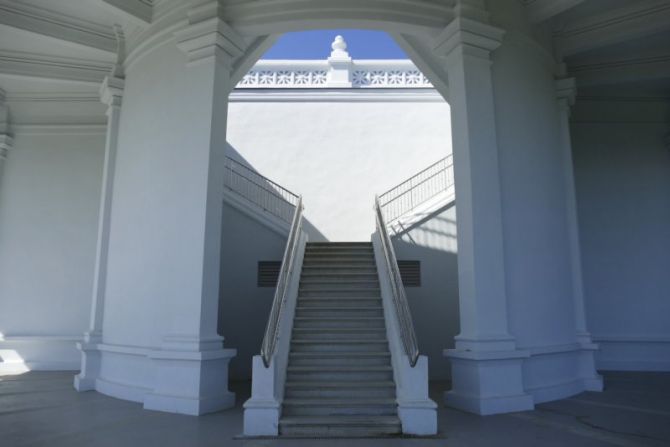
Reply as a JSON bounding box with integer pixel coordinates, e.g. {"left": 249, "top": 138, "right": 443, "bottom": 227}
{"left": 388, "top": 186, "right": 455, "bottom": 237}
{"left": 223, "top": 187, "right": 291, "bottom": 238}
{"left": 372, "top": 232, "right": 438, "bottom": 435}
{"left": 243, "top": 231, "right": 308, "bottom": 436}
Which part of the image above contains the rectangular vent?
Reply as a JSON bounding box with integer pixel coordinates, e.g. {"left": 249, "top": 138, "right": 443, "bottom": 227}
{"left": 397, "top": 260, "right": 421, "bottom": 287}
{"left": 258, "top": 261, "right": 281, "bottom": 287}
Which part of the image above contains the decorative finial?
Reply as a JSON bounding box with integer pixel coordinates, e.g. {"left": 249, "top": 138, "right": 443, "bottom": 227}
{"left": 330, "top": 35, "right": 350, "bottom": 59}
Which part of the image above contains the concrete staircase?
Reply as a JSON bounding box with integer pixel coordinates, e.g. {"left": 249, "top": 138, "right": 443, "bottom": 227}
{"left": 279, "top": 242, "right": 401, "bottom": 437}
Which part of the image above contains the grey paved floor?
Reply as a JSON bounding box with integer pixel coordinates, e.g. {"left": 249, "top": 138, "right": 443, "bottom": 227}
{"left": 1, "top": 371, "right": 669, "bottom": 447}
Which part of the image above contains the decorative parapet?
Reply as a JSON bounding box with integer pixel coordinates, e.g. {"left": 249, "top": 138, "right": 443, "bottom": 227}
{"left": 236, "top": 35, "right": 433, "bottom": 89}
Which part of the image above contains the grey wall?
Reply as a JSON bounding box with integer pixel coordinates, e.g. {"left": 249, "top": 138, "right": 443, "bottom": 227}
{"left": 391, "top": 204, "right": 459, "bottom": 380}
{"left": 219, "top": 201, "right": 288, "bottom": 380}
{"left": 572, "top": 96, "right": 670, "bottom": 370}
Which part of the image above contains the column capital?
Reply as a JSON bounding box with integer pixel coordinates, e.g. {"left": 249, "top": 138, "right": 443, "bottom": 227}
{"left": 100, "top": 75, "right": 125, "bottom": 109}
{"left": 175, "top": 1, "right": 246, "bottom": 67}
{"left": 433, "top": 17, "right": 505, "bottom": 62}
{"left": 555, "top": 77, "right": 577, "bottom": 105}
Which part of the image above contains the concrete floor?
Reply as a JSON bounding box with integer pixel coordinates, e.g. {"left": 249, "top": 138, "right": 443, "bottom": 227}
{"left": 1, "top": 372, "right": 669, "bottom": 447}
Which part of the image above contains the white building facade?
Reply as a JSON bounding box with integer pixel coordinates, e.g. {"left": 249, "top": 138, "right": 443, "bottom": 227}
{"left": 0, "top": 0, "right": 669, "bottom": 437}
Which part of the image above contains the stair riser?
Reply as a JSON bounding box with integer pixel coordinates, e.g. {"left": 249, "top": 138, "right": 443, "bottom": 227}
{"left": 295, "top": 309, "right": 384, "bottom": 318}
{"left": 285, "top": 388, "right": 396, "bottom": 399}
{"left": 300, "top": 275, "right": 379, "bottom": 282}
{"left": 288, "top": 357, "right": 390, "bottom": 367}
{"left": 291, "top": 343, "right": 388, "bottom": 353}
{"left": 291, "top": 330, "right": 386, "bottom": 340}
{"left": 282, "top": 405, "right": 397, "bottom": 417}
{"left": 293, "top": 320, "right": 385, "bottom": 329}
{"left": 297, "top": 299, "right": 382, "bottom": 307}
{"left": 300, "top": 283, "right": 379, "bottom": 291}
{"left": 287, "top": 370, "right": 393, "bottom": 382}
{"left": 299, "top": 290, "right": 380, "bottom": 298}
{"left": 305, "top": 250, "right": 374, "bottom": 256}
{"left": 280, "top": 426, "right": 401, "bottom": 437}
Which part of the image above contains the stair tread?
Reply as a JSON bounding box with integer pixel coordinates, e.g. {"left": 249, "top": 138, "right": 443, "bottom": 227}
{"left": 280, "top": 415, "right": 400, "bottom": 427}
{"left": 291, "top": 339, "right": 388, "bottom": 343}
{"left": 284, "top": 400, "right": 396, "bottom": 408}
{"left": 288, "top": 365, "right": 392, "bottom": 371}
{"left": 296, "top": 306, "right": 382, "bottom": 311}
{"left": 286, "top": 380, "right": 395, "bottom": 387}
{"left": 290, "top": 351, "right": 389, "bottom": 355}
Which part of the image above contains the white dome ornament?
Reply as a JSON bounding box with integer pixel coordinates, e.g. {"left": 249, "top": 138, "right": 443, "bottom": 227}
{"left": 330, "top": 35, "right": 350, "bottom": 59}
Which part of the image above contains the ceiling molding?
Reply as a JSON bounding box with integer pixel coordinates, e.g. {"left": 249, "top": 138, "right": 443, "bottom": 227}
{"left": 555, "top": 0, "right": 670, "bottom": 57}
{"left": 570, "top": 53, "right": 670, "bottom": 86}
{"left": 523, "top": 0, "right": 586, "bottom": 24}
{"left": 99, "top": 0, "right": 153, "bottom": 25}
{"left": 0, "top": 50, "right": 111, "bottom": 83}
{"left": 0, "top": 1, "right": 116, "bottom": 53}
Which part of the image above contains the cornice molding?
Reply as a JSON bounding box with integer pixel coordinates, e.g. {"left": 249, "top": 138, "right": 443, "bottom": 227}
{"left": 523, "top": 0, "right": 586, "bottom": 24}
{"left": 175, "top": 16, "right": 246, "bottom": 66}
{"left": 100, "top": 0, "right": 153, "bottom": 25}
{"left": 555, "top": 77, "right": 577, "bottom": 104}
{"left": 555, "top": 0, "right": 670, "bottom": 57}
{"left": 0, "top": 50, "right": 112, "bottom": 83}
{"left": 10, "top": 124, "right": 107, "bottom": 135}
{"left": 433, "top": 17, "right": 505, "bottom": 60}
{"left": 0, "top": 1, "right": 116, "bottom": 53}
{"left": 569, "top": 53, "right": 670, "bottom": 87}
{"left": 230, "top": 89, "right": 444, "bottom": 103}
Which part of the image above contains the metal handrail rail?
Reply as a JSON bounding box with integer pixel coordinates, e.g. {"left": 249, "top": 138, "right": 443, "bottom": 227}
{"left": 378, "top": 155, "right": 454, "bottom": 223}
{"left": 260, "top": 196, "right": 304, "bottom": 367}
{"left": 225, "top": 156, "right": 299, "bottom": 203}
{"left": 374, "top": 195, "right": 420, "bottom": 367}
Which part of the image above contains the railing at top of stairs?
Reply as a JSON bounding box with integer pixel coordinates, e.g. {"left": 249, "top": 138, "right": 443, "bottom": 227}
{"left": 224, "top": 156, "right": 300, "bottom": 224}
{"left": 378, "top": 155, "right": 454, "bottom": 224}
{"left": 374, "top": 195, "right": 420, "bottom": 367}
{"left": 260, "top": 195, "right": 304, "bottom": 367}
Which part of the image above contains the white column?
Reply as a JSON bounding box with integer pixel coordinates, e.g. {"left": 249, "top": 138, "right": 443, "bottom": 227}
{"left": 139, "top": 0, "right": 240, "bottom": 415}
{"left": 435, "top": 1, "right": 533, "bottom": 415}
{"left": 555, "top": 77, "right": 603, "bottom": 391}
{"left": 0, "top": 88, "right": 12, "bottom": 178}
{"left": 74, "top": 75, "right": 124, "bottom": 391}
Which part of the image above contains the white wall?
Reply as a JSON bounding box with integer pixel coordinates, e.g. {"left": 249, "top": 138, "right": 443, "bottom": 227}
{"left": 572, "top": 96, "right": 670, "bottom": 371}
{"left": 219, "top": 202, "right": 287, "bottom": 380}
{"left": 227, "top": 94, "right": 451, "bottom": 241}
{"left": 391, "top": 204, "right": 459, "bottom": 380}
{"left": 0, "top": 128, "right": 104, "bottom": 370}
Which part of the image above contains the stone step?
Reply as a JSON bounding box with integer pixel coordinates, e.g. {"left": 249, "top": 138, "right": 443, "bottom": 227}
{"left": 300, "top": 279, "right": 379, "bottom": 287}
{"left": 299, "top": 288, "right": 381, "bottom": 298}
{"left": 303, "top": 256, "right": 375, "bottom": 263}
{"left": 279, "top": 416, "right": 401, "bottom": 437}
{"left": 285, "top": 380, "right": 396, "bottom": 398}
{"left": 300, "top": 273, "right": 379, "bottom": 281}
{"left": 282, "top": 398, "right": 397, "bottom": 417}
{"left": 286, "top": 365, "right": 393, "bottom": 381}
{"left": 292, "top": 327, "right": 386, "bottom": 338}
{"left": 290, "top": 339, "right": 389, "bottom": 353}
{"left": 293, "top": 317, "right": 386, "bottom": 328}
{"left": 295, "top": 307, "right": 384, "bottom": 318}
{"left": 306, "top": 242, "right": 372, "bottom": 248}
{"left": 297, "top": 297, "right": 382, "bottom": 307}
{"left": 288, "top": 351, "right": 391, "bottom": 366}
{"left": 301, "top": 266, "right": 378, "bottom": 274}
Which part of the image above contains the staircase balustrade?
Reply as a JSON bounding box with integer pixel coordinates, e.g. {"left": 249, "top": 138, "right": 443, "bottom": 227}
{"left": 260, "top": 196, "right": 304, "bottom": 367}
{"left": 223, "top": 156, "right": 299, "bottom": 224}
{"left": 374, "top": 196, "right": 420, "bottom": 367}
{"left": 378, "top": 155, "right": 454, "bottom": 223}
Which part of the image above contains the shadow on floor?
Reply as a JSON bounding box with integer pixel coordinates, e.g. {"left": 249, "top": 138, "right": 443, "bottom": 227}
{"left": 0, "top": 372, "right": 669, "bottom": 446}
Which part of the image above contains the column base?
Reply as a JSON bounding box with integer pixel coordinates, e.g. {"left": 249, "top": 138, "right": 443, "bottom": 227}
{"left": 144, "top": 345, "right": 237, "bottom": 415}
{"left": 74, "top": 335, "right": 102, "bottom": 392}
{"left": 444, "top": 348, "right": 534, "bottom": 415}
{"left": 243, "top": 398, "right": 280, "bottom": 436}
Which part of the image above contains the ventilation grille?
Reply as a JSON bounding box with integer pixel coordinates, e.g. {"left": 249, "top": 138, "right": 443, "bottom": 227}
{"left": 258, "top": 261, "right": 281, "bottom": 287}
{"left": 397, "top": 260, "right": 421, "bottom": 287}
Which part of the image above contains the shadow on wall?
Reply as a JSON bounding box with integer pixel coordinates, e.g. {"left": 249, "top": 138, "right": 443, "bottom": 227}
{"left": 218, "top": 145, "right": 326, "bottom": 380}
{"left": 391, "top": 202, "right": 459, "bottom": 381}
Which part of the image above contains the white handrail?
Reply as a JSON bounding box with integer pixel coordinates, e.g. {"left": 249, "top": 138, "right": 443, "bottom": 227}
{"left": 374, "top": 195, "right": 420, "bottom": 367}
{"left": 260, "top": 196, "right": 303, "bottom": 367}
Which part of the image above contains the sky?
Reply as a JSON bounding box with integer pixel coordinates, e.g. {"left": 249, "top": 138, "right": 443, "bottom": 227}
{"left": 260, "top": 29, "right": 409, "bottom": 59}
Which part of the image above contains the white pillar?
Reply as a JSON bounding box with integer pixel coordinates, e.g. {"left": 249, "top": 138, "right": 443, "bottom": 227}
{"left": 555, "top": 77, "right": 603, "bottom": 391}
{"left": 138, "top": 1, "right": 239, "bottom": 415}
{"left": 74, "top": 75, "right": 124, "bottom": 391}
{"left": 435, "top": 1, "right": 533, "bottom": 415}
